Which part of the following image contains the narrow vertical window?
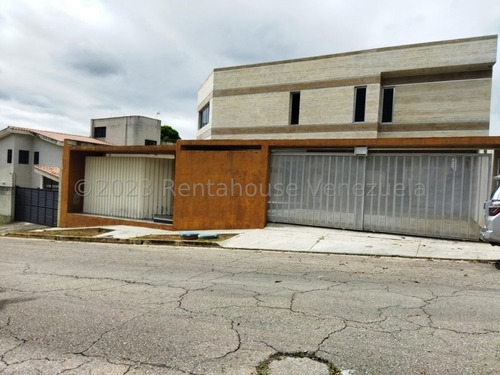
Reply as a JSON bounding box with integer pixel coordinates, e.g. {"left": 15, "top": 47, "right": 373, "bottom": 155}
{"left": 7, "top": 149, "right": 12, "bottom": 164}
{"left": 199, "top": 103, "right": 210, "bottom": 129}
{"left": 381, "top": 87, "right": 394, "bottom": 123}
{"left": 290, "top": 92, "right": 301, "bottom": 125}
{"left": 34, "top": 151, "right": 40, "bottom": 165}
{"left": 354, "top": 87, "right": 366, "bottom": 122}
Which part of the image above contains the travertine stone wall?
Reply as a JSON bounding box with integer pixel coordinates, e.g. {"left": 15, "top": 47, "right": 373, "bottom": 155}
{"left": 392, "top": 79, "right": 492, "bottom": 124}
{"left": 197, "top": 35, "right": 497, "bottom": 140}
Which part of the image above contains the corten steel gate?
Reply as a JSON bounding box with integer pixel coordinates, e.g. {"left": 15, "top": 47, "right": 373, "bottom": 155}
{"left": 268, "top": 152, "right": 491, "bottom": 240}
{"left": 15, "top": 187, "right": 58, "bottom": 227}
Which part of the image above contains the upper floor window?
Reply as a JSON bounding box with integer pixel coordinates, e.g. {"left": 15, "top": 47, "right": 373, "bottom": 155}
{"left": 381, "top": 87, "right": 395, "bottom": 123}
{"left": 145, "top": 139, "right": 157, "bottom": 145}
{"left": 354, "top": 87, "right": 366, "bottom": 122}
{"left": 199, "top": 104, "right": 210, "bottom": 129}
{"left": 290, "top": 92, "right": 301, "bottom": 125}
{"left": 34, "top": 151, "right": 40, "bottom": 165}
{"left": 93, "top": 126, "right": 106, "bottom": 138}
{"left": 7, "top": 149, "right": 12, "bottom": 164}
{"left": 18, "top": 150, "right": 29, "bottom": 164}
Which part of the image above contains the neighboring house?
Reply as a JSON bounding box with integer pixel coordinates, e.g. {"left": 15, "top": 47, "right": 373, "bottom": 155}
{"left": 90, "top": 115, "right": 161, "bottom": 145}
{"left": 0, "top": 126, "right": 108, "bottom": 224}
{"left": 0, "top": 126, "right": 109, "bottom": 189}
{"left": 197, "top": 35, "right": 497, "bottom": 140}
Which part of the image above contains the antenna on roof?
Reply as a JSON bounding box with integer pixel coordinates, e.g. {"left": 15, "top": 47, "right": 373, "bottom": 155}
{"left": 156, "top": 112, "right": 160, "bottom": 119}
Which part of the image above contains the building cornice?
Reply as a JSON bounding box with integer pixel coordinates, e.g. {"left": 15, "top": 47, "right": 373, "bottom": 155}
{"left": 214, "top": 35, "right": 498, "bottom": 72}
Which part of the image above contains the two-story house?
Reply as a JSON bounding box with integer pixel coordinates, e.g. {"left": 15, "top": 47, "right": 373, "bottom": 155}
{"left": 0, "top": 126, "right": 109, "bottom": 224}
{"left": 0, "top": 126, "right": 108, "bottom": 190}
{"left": 58, "top": 35, "right": 500, "bottom": 243}
{"left": 197, "top": 35, "right": 497, "bottom": 140}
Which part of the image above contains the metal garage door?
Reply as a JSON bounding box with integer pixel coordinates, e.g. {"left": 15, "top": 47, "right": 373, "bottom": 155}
{"left": 15, "top": 187, "right": 58, "bottom": 227}
{"left": 83, "top": 156, "right": 174, "bottom": 220}
{"left": 268, "top": 152, "right": 491, "bottom": 240}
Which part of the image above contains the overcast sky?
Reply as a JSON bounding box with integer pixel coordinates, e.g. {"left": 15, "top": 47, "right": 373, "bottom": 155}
{"left": 0, "top": 0, "right": 499, "bottom": 139}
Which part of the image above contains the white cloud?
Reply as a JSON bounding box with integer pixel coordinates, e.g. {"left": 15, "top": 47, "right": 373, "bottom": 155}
{"left": 0, "top": 0, "right": 498, "bottom": 139}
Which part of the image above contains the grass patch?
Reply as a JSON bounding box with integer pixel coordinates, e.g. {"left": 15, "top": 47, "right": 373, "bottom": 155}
{"left": 23, "top": 228, "right": 111, "bottom": 237}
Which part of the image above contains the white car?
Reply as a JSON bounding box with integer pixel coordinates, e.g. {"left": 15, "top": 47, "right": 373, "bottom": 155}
{"left": 480, "top": 176, "right": 500, "bottom": 245}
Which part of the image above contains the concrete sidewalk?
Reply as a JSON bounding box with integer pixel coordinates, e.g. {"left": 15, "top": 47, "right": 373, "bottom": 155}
{"left": 218, "top": 223, "right": 500, "bottom": 261}
{"left": 2, "top": 222, "right": 499, "bottom": 261}
{"left": 61, "top": 223, "right": 500, "bottom": 261}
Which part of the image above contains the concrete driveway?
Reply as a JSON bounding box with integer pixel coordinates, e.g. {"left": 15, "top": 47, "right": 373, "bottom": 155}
{"left": 1, "top": 237, "right": 499, "bottom": 374}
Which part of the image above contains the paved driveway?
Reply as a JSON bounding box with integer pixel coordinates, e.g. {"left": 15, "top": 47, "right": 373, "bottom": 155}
{"left": 1, "top": 237, "right": 499, "bottom": 374}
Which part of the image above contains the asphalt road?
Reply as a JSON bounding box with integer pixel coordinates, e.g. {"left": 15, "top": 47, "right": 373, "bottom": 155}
{"left": 0, "top": 237, "right": 499, "bottom": 375}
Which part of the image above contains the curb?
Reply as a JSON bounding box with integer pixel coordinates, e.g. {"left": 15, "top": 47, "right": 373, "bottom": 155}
{"left": 3, "top": 232, "right": 222, "bottom": 248}
{"left": 218, "top": 244, "right": 497, "bottom": 263}
{"left": 3, "top": 233, "right": 498, "bottom": 263}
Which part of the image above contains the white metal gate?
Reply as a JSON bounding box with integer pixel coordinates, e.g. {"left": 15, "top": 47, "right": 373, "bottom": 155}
{"left": 83, "top": 156, "right": 174, "bottom": 220}
{"left": 268, "top": 152, "right": 491, "bottom": 240}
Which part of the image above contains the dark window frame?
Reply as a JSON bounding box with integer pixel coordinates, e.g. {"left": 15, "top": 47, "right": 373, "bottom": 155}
{"left": 145, "top": 139, "right": 157, "bottom": 145}
{"left": 381, "top": 87, "right": 395, "bottom": 123}
{"left": 7, "top": 149, "right": 12, "bottom": 164}
{"left": 93, "top": 126, "right": 107, "bottom": 138}
{"left": 199, "top": 103, "right": 210, "bottom": 129}
{"left": 34, "top": 151, "right": 40, "bottom": 165}
{"left": 290, "top": 92, "right": 301, "bottom": 125}
{"left": 354, "top": 86, "right": 367, "bottom": 123}
{"left": 18, "top": 150, "right": 30, "bottom": 164}
{"left": 43, "top": 177, "right": 59, "bottom": 190}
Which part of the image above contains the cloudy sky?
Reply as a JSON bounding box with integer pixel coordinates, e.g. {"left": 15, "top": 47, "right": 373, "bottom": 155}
{"left": 0, "top": 0, "right": 499, "bottom": 139}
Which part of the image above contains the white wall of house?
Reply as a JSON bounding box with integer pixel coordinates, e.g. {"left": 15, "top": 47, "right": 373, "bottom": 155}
{"left": 0, "top": 133, "right": 62, "bottom": 189}
{"left": 0, "top": 186, "right": 14, "bottom": 223}
{"left": 31, "top": 138, "right": 62, "bottom": 188}
{"left": 0, "top": 136, "right": 15, "bottom": 187}
{"left": 8, "top": 134, "right": 33, "bottom": 188}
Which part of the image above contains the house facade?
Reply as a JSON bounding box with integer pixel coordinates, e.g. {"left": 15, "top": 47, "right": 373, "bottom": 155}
{"left": 0, "top": 126, "right": 108, "bottom": 224}
{"left": 57, "top": 35, "right": 500, "bottom": 243}
{"left": 59, "top": 136, "right": 500, "bottom": 241}
{"left": 197, "top": 35, "right": 497, "bottom": 140}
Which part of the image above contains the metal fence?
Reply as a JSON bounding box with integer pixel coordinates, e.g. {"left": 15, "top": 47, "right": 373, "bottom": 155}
{"left": 268, "top": 152, "right": 491, "bottom": 240}
{"left": 15, "top": 187, "right": 58, "bottom": 227}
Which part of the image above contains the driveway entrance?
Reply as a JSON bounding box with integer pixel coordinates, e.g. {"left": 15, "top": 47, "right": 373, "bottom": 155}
{"left": 268, "top": 152, "right": 491, "bottom": 240}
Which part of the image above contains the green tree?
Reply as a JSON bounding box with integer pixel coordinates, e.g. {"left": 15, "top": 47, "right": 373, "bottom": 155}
{"left": 161, "top": 125, "right": 181, "bottom": 144}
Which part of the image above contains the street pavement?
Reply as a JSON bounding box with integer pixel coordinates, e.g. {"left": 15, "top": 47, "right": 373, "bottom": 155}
{"left": 1, "top": 234, "right": 500, "bottom": 374}
{"left": 0, "top": 223, "right": 500, "bottom": 375}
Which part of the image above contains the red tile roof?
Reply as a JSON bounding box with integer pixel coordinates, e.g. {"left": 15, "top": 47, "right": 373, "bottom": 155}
{"left": 34, "top": 166, "right": 61, "bottom": 179}
{"left": 5, "top": 126, "right": 110, "bottom": 145}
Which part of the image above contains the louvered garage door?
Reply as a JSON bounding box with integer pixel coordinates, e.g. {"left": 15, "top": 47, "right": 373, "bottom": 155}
{"left": 268, "top": 152, "right": 490, "bottom": 240}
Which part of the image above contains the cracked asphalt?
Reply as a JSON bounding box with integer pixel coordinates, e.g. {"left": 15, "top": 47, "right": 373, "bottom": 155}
{"left": 0, "top": 237, "right": 499, "bottom": 374}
